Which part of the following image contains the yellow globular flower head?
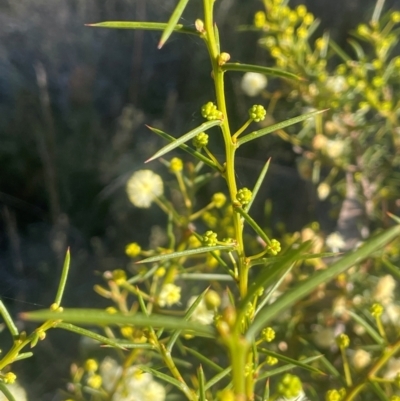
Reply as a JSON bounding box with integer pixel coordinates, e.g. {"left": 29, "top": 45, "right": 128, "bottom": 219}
{"left": 106, "top": 306, "right": 118, "bottom": 314}
{"left": 120, "top": 326, "right": 134, "bottom": 338}
{"left": 254, "top": 11, "right": 266, "bottom": 28}
{"left": 126, "top": 170, "right": 164, "bottom": 208}
{"left": 266, "top": 356, "right": 278, "bottom": 365}
{"left": 158, "top": 283, "right": 181, "bottom": 307}
{"left": 4, "top": 372, "right": 16, "bottom": 384}
{"left": 205, "top": 290, "right": 221, "bottom": 309}
{"left": 155, "top": 267, "right": 166, "bottom": 277}
{"left": 112, "top": 269, "right": 127, "bottom": 285}
{"left": 84, "top": 359, "right": 98, "bottom": 373}
{"left": 325, "top": 389, "right": 342, "bottom": 401}
{"left": 201, "top": 101, "right": 223, "bottom": 120}
{"left": 315, "top": 37, "right": 326, "bottom": 51}
{"left": 267, "top": 239, "right": 281, "bottom": 256}
{"left": 391, "top": 11, "right": 400, "bottom": 23}
{"left": 288, "top": 10, "right": 298, "bottom": 23}
{"left": 372, "top": 59, "right": 383, "bottom": 70}
{"left": 262, "top": 327, "right": 276, "bottom": 342}
{"left": 125, "top": 242, "right": 141, "bottom": 258}
{"left": 370, "top": 302, "right": 383, "bottom": 317}
{"left": 336, "top": 333, "right": 350, "bottom": 348}
{"left": 304, "top": 13, "right": 314, "bottom": 25}
{"left": 87, "top": 374, "right": 102, "bottom": 389}
{"left": 192, "top": 132, "right": 209, "bottom": 148}
{"left": 202, "top": 230, "right": 218, "bottom": 247}
{"left": 248, "top": 104, "right": 267, "bottom": 122}
{"left": 357, "top": 24, "right": 370, "bottom": 37}
{"left": 372, "top": 76, "right": 384, "bottom": 87}
{"left": 212, "top": 192, "right": 227, "bottom": 208}
{"left": 391, "top": 396, "right": 400, "bottom": 401}
{"left": 277, "top": 373, "right": 303, "bottom": 399}
{"left": 296, "top": 5, "right": 307, "bottom": 18}
{"left": 236, "top": 187, "right": 252, "bottom": 206}
{"left": 169, "top": 157, "right": 183, "bottom": 173}
{"left": 297, "top": 26, "right": 308, "bottom": 39}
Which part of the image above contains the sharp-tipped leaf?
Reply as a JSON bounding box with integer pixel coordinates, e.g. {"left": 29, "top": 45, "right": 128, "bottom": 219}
{"left": 158, "top": 0, "right": 190, "bottom": 48}
{"left": 183, "top": 346, "right": 224, "bottom": 373}
{"left": 21, "top": 309, "right": 216, "bottom": 338}
{"left": 0, "top": 300, "right": 19, "bottom": 337}
{"left": 257, "top": 355, "right": 321, "bottom": 381}
{"left": 56, "top": 322, "right": 156, "bottom": 349}
{"left": 234, "top": 205, "right": 271, "bottom": 245}
{"left": 139, "top": 365, "right": 186, "bottom": 391}
{"left": 347, "top": 38, "right": 365, "bottom": 60}
{"left": 14, "top": 352, "right": 34, "bottom": 362}
{"left": 328, "top": 39, "right": 352, "bottom": 62}
{"left": 347, "top": 310, "right": 384, "bottom": 345}
{"left": 167, "top": 289, "right": 208, "bottom": 351}
{"left": 204, "top": 367, "right": 232, "bottom": 390}
{"left": 86, "top": 21, "right": 198, "bottom": 36}
{"left": 238, "top": 109, "right": 327, "bottom": 146}
{"left": 54, "top": 248, "right": 70, "bottom": 306}
{"left": 250, "top": 252, "right": 337, "bottom": 267}
{"left": 136, "top": 245, "right": 235, "bottom": 264}
{"left": 247, "top": 225, "right": 400, "bottom": 339}
{"left": 198, "top": 365, "right": 206, "bottom": 401}
{"left": 223, "top": 63, "right": 302, "bottom": 81}
{"left": 258, "top": 349, "right": 325, "bottom": 375}
{"left": 146, "top": 120, "right": 222, "bottom": 162}
{"left": 245, "top": 158, "right": 270, "bottom": 213}
{"left": 146, "top": 125, "right": 219, "bottom": 170}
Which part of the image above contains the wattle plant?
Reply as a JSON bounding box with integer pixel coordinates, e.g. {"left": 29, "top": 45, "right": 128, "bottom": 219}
{"left": 0, "top": 1, "right": 400, "bottom": 401}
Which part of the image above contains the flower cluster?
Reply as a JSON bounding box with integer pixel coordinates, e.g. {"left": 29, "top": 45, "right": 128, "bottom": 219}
{"left": 126, "top": 170, "right": 164, "bottom": 208}
{"left": 201, "top": 101, "right": 223, "bottom": 120}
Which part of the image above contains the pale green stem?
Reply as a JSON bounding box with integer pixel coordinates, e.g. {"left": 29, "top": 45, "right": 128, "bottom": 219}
{"left": 176, "top": 171, "right": 192, "bottom": 210}
{"left": 232, "top": 119, "right": 252, "bottom": 142}
{"left": 341, "top": 346, "right": 353, "bottom": 387}
{"left": 189, "top": 202, "right": 214, "bottom": 221}
{"left": 202, "top": 0, "right": 246, "bottom": 299}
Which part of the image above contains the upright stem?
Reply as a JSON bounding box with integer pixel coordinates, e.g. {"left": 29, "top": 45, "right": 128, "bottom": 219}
{"left": 203, "top": 1, "right": 251, "bottom": 400}
{"left": 202, "top": 0, "right": 247, "bottom": 298}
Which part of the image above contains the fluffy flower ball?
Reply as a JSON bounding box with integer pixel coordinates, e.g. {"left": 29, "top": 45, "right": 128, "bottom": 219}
{"left": 241, "top": 72, "right": 267, "bottom": 96}
{"left": 126, "top": 170, "right": 163, "bottom": 208}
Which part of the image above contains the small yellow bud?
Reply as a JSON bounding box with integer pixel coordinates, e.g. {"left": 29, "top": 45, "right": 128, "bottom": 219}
{"left": 195, "top": 19, "right": 205, "bottom": 33}
{"left": 218, "top": 52, "right": 231, "bottom": 66}
{"left": 84, "top": 359, "right": 98, "bottom": 372}
{"left": 170, "top": 157, "right": 183, "bottom": 173}
{"left": 4, "top": 372, "right": 16, "bottom": 384}
{"left": 87, "top": 374, "right": 102, "bottom": 389}
{"left": 112, "top": 269, "right": 127, "bottom": 285}
{"left": 125, "top": 242, "right": 141, "bottom": 257}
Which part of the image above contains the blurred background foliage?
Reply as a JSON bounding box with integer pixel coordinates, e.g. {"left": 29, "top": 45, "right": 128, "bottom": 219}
{"left": 0, "top": 0, "right": 399, "bottom": 399}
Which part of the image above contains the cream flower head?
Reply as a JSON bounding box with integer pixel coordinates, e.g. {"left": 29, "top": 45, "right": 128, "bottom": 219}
{"left": 241, "top": 72, "right": 267, "bottom": 97}
{"left": 126, "top": 170, "right": 163, "bottom": 208}
{"left": 187, "top": 296, "right": 214, "bottom": 325}
{"left": 158, "top": 283, "right": 181, "bottom": 307}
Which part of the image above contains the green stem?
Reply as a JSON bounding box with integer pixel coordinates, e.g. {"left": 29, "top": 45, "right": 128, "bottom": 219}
{"left": 202, "top": 0, "right": 246, "bottom": 299}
